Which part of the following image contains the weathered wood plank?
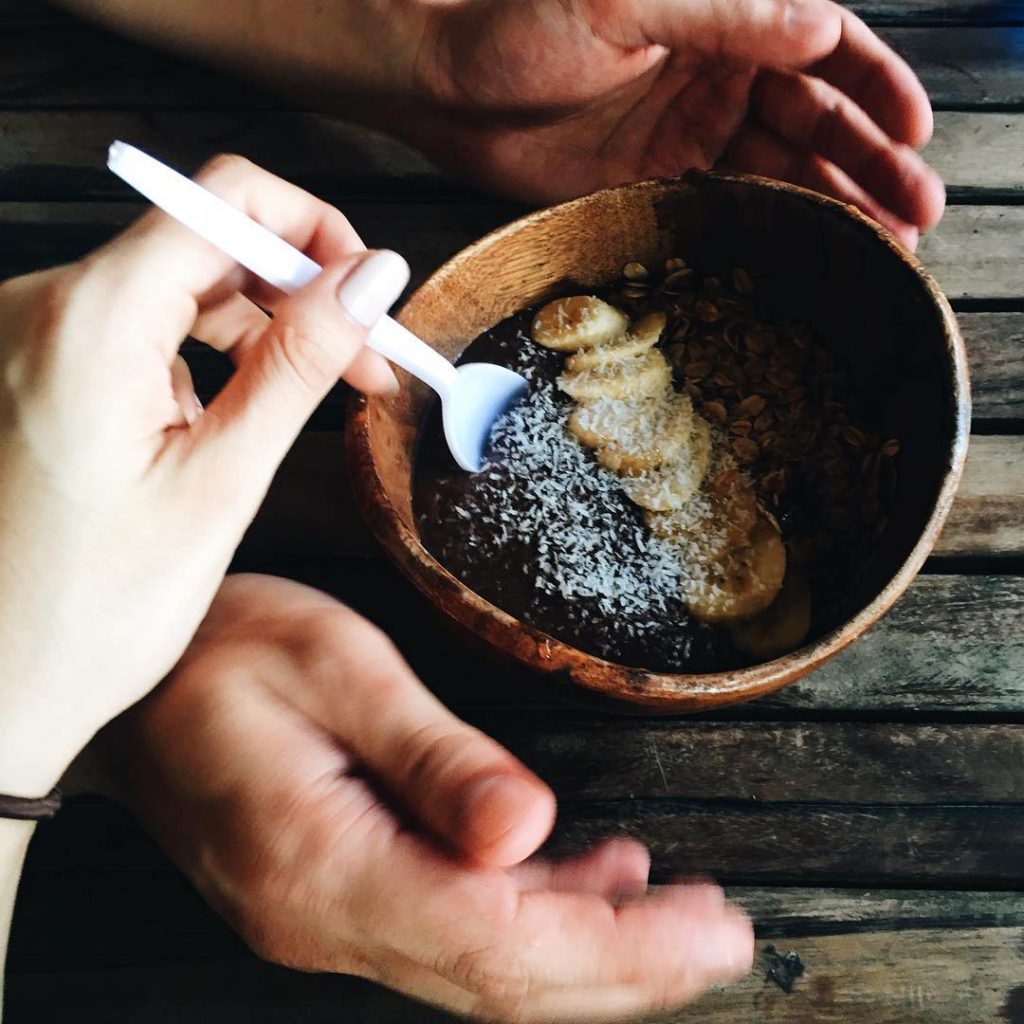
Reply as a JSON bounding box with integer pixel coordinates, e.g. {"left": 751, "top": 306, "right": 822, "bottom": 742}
{"left": 681, "top": 927, "right": 1024, "bottom": 1023}
{"left": 0, "top": 200, "right": 1021, "bottom": 305}
{"left": 223, "top": 560, "right": 1024, "bottom": 716}
{"left": 929, "top": 112, "right": 1024, "bottom": 197}
{"left": 938, "top": 435, "right": 1024, "bottom": 557}
{"left": 1, "top": 26, "right": 1021, "bottom": 110}
{"left": 239, "top": 432, "right": 1022, "bottom": 562}
{"left": 7, "top": 929, "right": 1023, "bottom": 1024}
{"left": 492, "top": 722, "right": 1024, "bottom": 803}
{"left": 848, "top": 0, "right": 1024, "bottom": 22}
{"left": 961, "top": 312, "right": 1024, "bottom": 419}
{"left": 917, "top": 206, "right": 1024, "bottom": 300}
{"left": 0, "top": 111, "right": 450, "bottom": 201}
{"left": 755, "top": 574, "right": 1024, "bottom": 714}
{"left": 887, "top": 27, "right": 1024, "bottom": 105}
{"left": 549, "top": 803, "right": 1024, "bottom": 884}
{"left": 925, "top": 113, "right": 1024, "bottom": 194}
{"left": 0, "top": 110, "right": 1017, "bottom": 200}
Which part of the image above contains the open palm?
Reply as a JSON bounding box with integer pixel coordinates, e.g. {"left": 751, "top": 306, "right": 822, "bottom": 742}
{"left": 400, "top": 0, "right": 943, "bottom": 248}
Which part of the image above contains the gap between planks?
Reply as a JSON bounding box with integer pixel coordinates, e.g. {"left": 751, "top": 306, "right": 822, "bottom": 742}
{"left": 0, "top": 111, "right": 1020, "bottom": 197}
{"left": 0, "top": 200, "right": 1021, "bottom": 304}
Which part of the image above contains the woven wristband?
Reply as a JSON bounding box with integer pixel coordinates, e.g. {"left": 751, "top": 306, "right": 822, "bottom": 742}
{"left": 0, "top": 788, "right": 62, "bottom": 821}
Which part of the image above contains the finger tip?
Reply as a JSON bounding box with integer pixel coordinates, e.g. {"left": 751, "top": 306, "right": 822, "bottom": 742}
{"left": 458, "top": 772, "right": 556, "bottom": 867}
{"left": 689, "top": 905, "right": 756, "bottom": 983}
{"left": 785, "top": 0, "right": 843, "bottom": 63}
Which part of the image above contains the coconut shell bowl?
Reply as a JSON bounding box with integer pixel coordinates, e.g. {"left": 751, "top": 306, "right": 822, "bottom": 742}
{"left": 346, "top": 172, "right": 970, "bottom": 713}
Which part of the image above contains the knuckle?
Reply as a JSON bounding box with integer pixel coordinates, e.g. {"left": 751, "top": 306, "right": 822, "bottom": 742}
{"left": 1, "top": 267, "right": 83, "bottom": 387}
{"left": 287, "top": 606, "right": 394, "bottom": 677}
{"left": 449, "top": 947, "right": 531, "bottom": 1021}
{"left": 399, "top": 722, "right": 468, "bottom": 789}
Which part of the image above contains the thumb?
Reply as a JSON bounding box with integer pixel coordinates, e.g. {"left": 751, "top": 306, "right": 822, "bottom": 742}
{"left": 303, "top": 618, "right": 557, "bottom": 867}
{"left": 197, "top": 249, "right": 408, "bottom": 490}
{"left": 617, "top": 0, "right": 842, "bottom": 67}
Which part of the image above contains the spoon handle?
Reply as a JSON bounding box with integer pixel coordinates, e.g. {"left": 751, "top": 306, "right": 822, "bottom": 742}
{"left": 106, "top": 141, "right": 456, "bottom": 396}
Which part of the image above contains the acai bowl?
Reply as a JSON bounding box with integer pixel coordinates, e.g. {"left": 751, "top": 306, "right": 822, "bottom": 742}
{"left": 346, "top": 172, "right": 970, "bottom": 712}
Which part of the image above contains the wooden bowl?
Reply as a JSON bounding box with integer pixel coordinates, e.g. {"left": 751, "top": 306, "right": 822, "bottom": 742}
{"left": 346, "top": 172, "right": 970, "bottom": 712}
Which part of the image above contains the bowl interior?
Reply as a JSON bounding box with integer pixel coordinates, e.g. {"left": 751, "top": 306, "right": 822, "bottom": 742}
{"left": 354, "top": 173, "right": 966, "bottom": 706}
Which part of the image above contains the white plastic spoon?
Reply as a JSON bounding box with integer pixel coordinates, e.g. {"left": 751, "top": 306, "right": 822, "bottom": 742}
{"left": 106, "top": 141, "right": 526, "bottom": 471}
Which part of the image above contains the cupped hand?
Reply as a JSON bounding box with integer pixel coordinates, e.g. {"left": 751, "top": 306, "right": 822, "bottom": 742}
{"left": 399, "top": 0, "right": 943, "bottom": 248}
{"left": 107, "top": 574, "right": 754, "bottom": 1022}
{"left": 0, "top": 155, "right": 409, "bottom": 796}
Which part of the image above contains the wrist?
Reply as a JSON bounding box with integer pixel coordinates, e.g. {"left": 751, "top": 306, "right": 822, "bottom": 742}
{"left": 0, "top": 704, "right": 85, "bottom": 799}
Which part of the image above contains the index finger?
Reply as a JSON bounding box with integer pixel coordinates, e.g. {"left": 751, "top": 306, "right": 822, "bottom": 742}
{"left": 82, "top": 153, "right": 365, "bottom": 355}
{"left": 809, "top": 7, "right": 933, "bottom": 148}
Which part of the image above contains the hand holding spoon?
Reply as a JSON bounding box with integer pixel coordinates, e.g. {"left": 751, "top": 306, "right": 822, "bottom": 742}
{"left": 106, "top": 142, "right": 526, "bottom": 471}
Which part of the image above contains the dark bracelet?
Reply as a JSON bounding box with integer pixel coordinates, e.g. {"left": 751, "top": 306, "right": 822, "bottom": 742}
{"left": 0, "top": 788, "right": 62, "bottom": 821}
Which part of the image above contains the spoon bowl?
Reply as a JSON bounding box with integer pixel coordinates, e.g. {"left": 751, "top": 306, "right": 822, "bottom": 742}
{"left": 443, "top": 363, "right": 528, "bottom": 471}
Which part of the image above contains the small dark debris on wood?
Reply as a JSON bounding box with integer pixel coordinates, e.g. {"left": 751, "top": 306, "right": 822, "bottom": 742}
{"left": 763, "top": 945, "right": 806, "bottom": 994}
{"left": 999, "top": 985, "right": 1024, "bottom": 1024}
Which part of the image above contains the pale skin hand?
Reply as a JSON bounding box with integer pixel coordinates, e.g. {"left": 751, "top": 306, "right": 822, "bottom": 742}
{"left": 105, "top": 574, "right": 754, "bottom": 1023}
{"left": 0, "top": 156, "right": 407, "bottom": 1005}
{"left": 58, "top": 0, "right": 943, "bottom": 248}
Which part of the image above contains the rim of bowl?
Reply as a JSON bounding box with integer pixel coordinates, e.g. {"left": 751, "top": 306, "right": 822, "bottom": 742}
{"left": 346, "top": 171, "right": 971, "bottom": 712}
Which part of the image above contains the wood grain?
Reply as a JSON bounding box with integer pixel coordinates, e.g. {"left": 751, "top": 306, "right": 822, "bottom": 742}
{"left": 939, "top": 435, "right": 1024, "bottom": 557}
{"left": 0, "top": 200, "right": 1020, "bottom": 306}
{"left": 847, "top": 0, "right": 1024, "bottom": 21}
{"left": 549, "top": 803, "right": 1024, "bottom": 884}
{"left": 238, "top": 432, "right": 1022, "bottom": 562}
{"left": 926, "top": 114, "right": 1024, "bottom": 194}
{"left": 917, "top": 206, "right": 1024, "bottom": 300}
{"left": 224, "top": 561, "right": 1024, "bottom": 717}
{"left": 491, "top": 722, "right": 1024, "bottom": 802}
{"left": 680, "top": 928, "right": 1024, "bottom": 1023}
{"left": 7, "top": 933, "right": 1024, "bottom": 1023}
{"left": 961, "top": 312, "right": 1024, "bottom": 419}
{"left": 0, "top": 111, "right": 1017, "bottom": 201}
{"left": 890, "top": 27, "right": 1024, "bottom": 105}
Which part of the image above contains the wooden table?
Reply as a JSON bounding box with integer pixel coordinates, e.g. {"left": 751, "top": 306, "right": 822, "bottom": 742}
{"left": 3, "top": 1, "right": 1023, "bottom": 1020}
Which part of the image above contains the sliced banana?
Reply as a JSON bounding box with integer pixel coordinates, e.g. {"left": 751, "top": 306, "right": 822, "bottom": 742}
{"left": 531, "top": 296, "right": 629, "bottom": 352}
{"left": 731, "top": 571, "right": 812, "bottom": 660}
{"left": 685, "top": 515, "right": 786, "bottom": 624}
{"left": 596, "top": 396, "right": 694, "bottom": 476}
{"left": 645, "top": 476, "right": 756, "bottom": 558}
{"left": 619, "top": 417, "right": 711, "bottom": 510}
{"left": 566, "top": 312, "right": 666, "bottom": 371}
{"left": 557, "top": 350, "right": 672, "bottom": 402}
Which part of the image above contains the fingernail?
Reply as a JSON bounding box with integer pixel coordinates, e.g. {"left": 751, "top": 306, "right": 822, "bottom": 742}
{"left": 382, "top": 365, "right": 401, "bottom": 395}
{"left": 786, "top": 0, "right": 825, "bottom": 31}
{"left": 182, "top": 392, "right": 203, "bottom": 426}
{"left": 338, "top": 250, "right": 410, "bottom": 329}
{"left": 690, "top": 914, "right": 755, "bottom": 980}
